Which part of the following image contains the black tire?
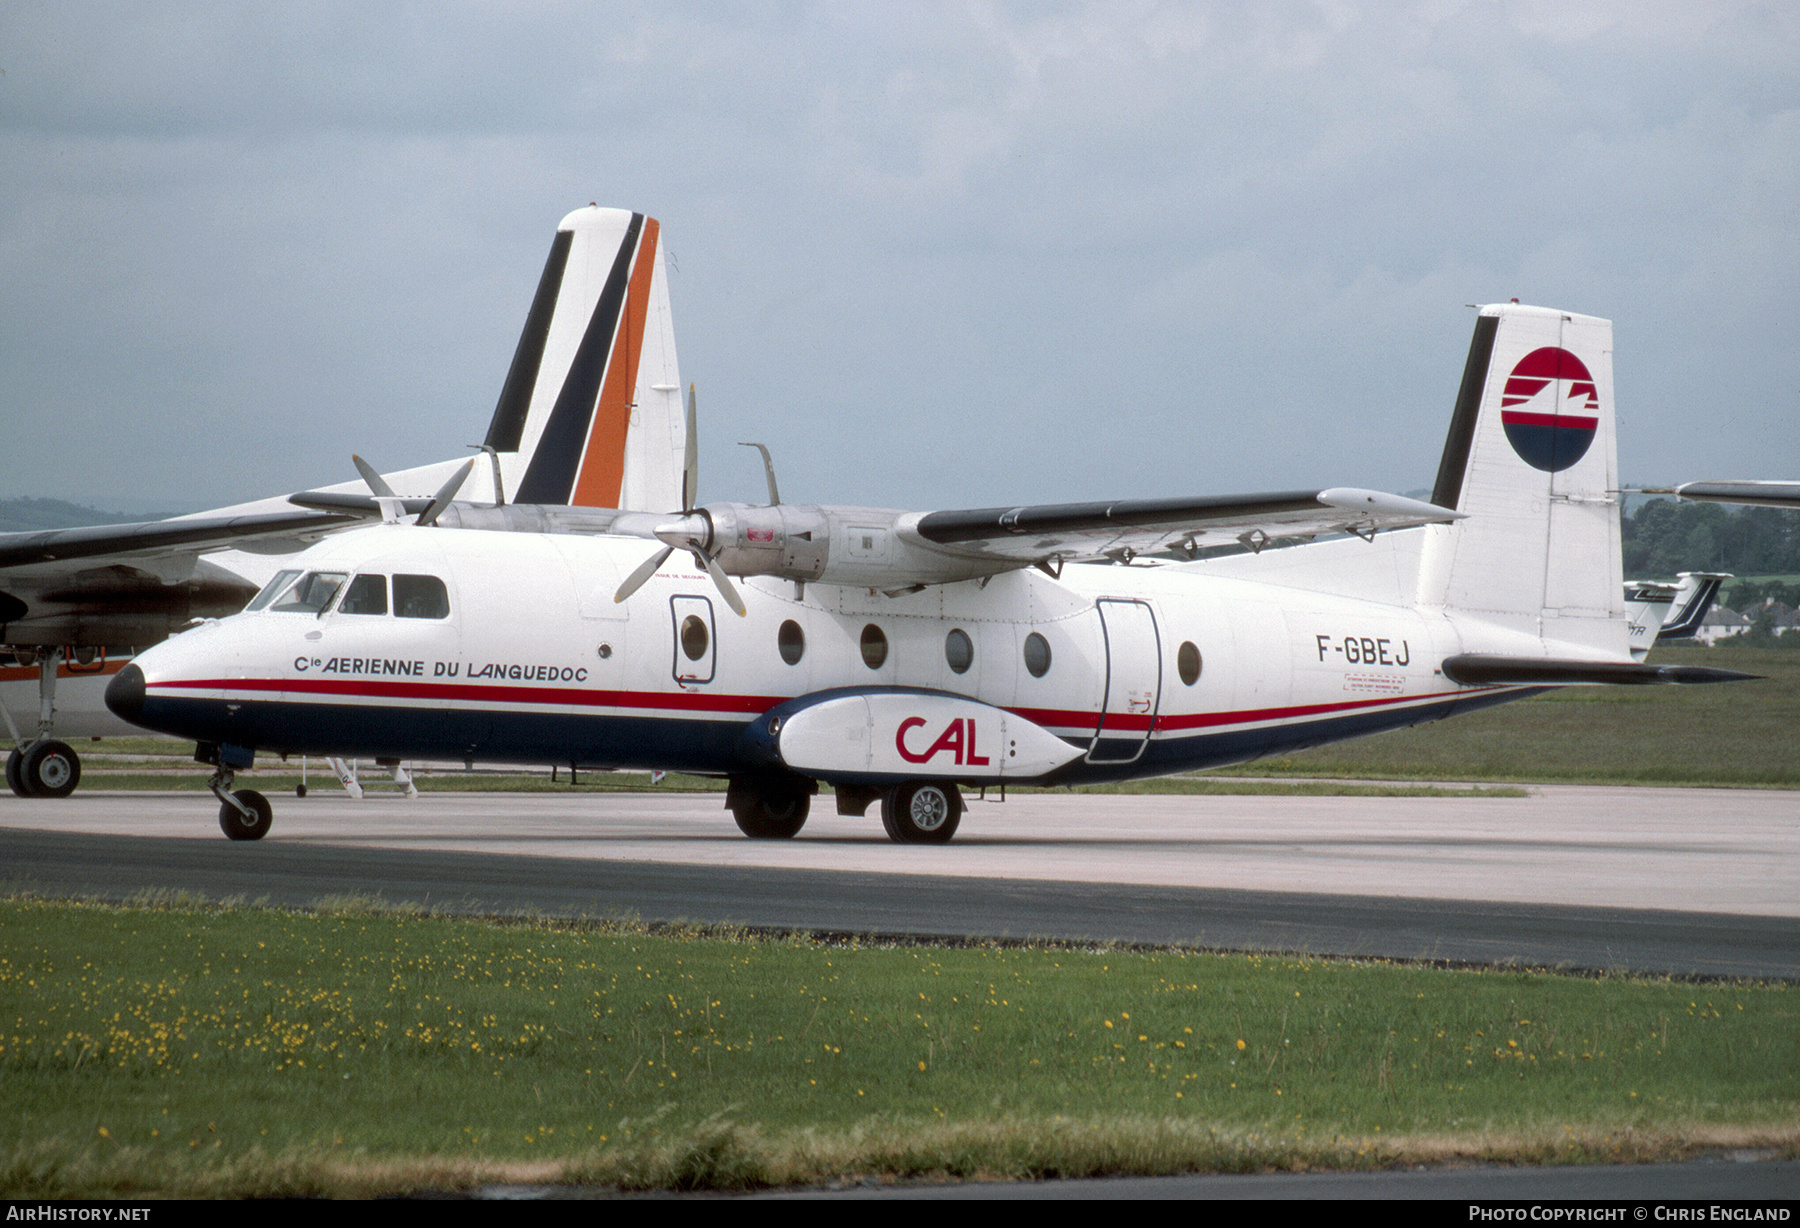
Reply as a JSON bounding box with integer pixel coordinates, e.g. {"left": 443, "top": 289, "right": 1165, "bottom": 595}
{"left": 218, "top": 789, "right": 273, "bottom": 841}
{"left": 21, "top": 740, "right": 80, "bottom": 798}
{"left": 730, "top": 782, "right": 810, "bottom": 839}
{"left": 6, "top": 747, "right": 30, "bottom": 798}
{"left": 295, "top": 783, "right": 308, "bottom": 797}
{"left": 882, "top": 781, "right": 962, "bottom": 845}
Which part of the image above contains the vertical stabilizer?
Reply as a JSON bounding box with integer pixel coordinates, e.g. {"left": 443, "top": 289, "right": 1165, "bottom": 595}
{"left": 1418, "top": 304, "right": 1624, "bottom": 655}
{"left": 486, "top": 207, "right": 685, "bottom": 511}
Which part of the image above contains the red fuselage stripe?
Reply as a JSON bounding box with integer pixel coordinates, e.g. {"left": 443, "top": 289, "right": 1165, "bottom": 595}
{"left": 149, "top": 677, "right": 1472, "bottom": 734}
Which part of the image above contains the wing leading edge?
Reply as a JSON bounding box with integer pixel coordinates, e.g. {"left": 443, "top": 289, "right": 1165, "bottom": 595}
{"left": 0, "top": 510, "right": 361, "bottom": 573}
{"left": 907, "top": 487, "right": 1462, "bottom": 564}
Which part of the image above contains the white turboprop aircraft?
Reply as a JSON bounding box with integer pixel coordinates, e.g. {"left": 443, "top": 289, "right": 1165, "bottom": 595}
{"left": 106, "top": 301, "right": 1755, "bottom": 843}
{"left": 3, "top": 206, "right": 684, "bottom": 798}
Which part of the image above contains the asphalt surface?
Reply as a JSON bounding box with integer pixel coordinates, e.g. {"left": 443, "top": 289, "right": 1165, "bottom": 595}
{"left": 5, "top": 786, "right": 1797, "bottom": 1200}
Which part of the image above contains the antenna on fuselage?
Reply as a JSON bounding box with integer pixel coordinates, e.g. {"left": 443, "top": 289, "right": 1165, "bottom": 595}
{"left": 737, "top": 442, "right": 781, "bottom": 506}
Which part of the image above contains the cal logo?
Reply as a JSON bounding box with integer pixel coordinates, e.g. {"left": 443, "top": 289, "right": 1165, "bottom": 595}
{"left": 895, "top": 717, "right": 991, "bottom": 766}
{"left": 1499, "top": 347, "right": 1599, "bottom": 473}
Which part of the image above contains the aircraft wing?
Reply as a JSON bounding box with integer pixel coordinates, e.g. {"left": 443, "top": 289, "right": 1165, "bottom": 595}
{"left": 1669, "top": 481, "right": 1800, "bottom": 509}
{"left": 905, "top": 487, "right": 1462, "bottom": 564}
{"left": 0, "top": 510, "right": 362, "bottom": 574}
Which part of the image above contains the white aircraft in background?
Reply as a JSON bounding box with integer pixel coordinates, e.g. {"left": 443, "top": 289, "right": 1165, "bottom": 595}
{"left": 1623, "top": 571, "right": 1729, "bottom": 659}
{"left": 108, "top": 300, "right": 1755, "bottom": 843}
{"left": 3, "top": 206, "right": 685, "bottom": 798}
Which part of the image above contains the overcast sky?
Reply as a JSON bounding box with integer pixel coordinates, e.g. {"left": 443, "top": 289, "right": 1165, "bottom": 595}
{"left": 2, "top": 1, "right": 1795, "bottom": 514}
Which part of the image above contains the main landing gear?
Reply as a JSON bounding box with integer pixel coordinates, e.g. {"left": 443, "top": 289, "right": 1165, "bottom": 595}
{"left": 881, "top": 780, "right": 963, "bottom": 845}
{"left": 7, "top": 739, "right": 81, "bottom": 798}
{"left": 747, "top": 777, "right": 966, "bottom": 844}
{"left": 5, "top": 649, "right": 84, "bottom": 798}
{"left": 726, "top": 774, "right": 813, "bottom": 838}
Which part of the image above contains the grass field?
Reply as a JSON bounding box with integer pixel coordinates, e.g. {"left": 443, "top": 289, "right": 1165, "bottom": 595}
{"left": 3, "top": 898, "right": 1795, "bottom": 1197}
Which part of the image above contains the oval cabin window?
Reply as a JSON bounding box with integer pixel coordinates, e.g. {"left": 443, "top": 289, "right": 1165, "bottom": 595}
{"left": 680, "top": 615, "right": 710, "bottom": 662}
{"left": 1177, "top": 640, "right": 1202, "bottom": 686}
{"left": 944, "top": 628, "right": 974, "bottom": 674}
{"left": 778, "top": 619, "right": 806, "bottom": 665}
{"left": 860, "top": 624, "right": 888, "bottom": 670}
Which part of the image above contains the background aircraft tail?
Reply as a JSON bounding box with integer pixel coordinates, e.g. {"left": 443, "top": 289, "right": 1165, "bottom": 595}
{"left": 1417, "top": 303, "right": 1625, "bottom": 655}
{"left": 483, "top": 206, "right": 685, "bottom": 511}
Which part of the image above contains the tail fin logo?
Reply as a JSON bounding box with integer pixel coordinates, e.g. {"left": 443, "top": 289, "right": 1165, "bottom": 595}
{"left": 1499, "top": 347, "right": 1599, "bottom": 472}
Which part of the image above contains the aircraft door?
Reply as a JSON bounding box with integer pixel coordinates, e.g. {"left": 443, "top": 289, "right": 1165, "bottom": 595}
{"left": 1088, "top": 598, "right": 1161, "bottom": 764}
{"left": 670, "top": 595, "right": 716, "bottom": 685}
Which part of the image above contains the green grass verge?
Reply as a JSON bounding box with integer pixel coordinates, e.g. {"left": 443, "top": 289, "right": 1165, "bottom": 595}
{"left": 4, "top": 898, "right": 1795, "bottom": 1197}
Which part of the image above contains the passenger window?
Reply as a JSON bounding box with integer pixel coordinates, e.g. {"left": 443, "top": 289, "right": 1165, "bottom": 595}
{"left": 944, "top": 628, "right": 973, "bottom": 674}
{"left": 778, "top": 619, "right": 805, "bottom": 665}
{"left": 1023, "top": 631, "right": 1052, "bottom": 678}
{"left": 393, "top": 574, "right": 450, "bottom": 619}
{"left": 338, "top": 574, "right": 389, "bottom": 616}
{"left": 1177, "top": 641, "right": 1202, "bottom": 686}
{"left": 860, "top": 624, "right": 888, "bottom": 670}
{"left": 270, "top": 571, "right": 348, "bottom": 614}
{"left": 680, "top": 615, "right": 710, "bottom": 662}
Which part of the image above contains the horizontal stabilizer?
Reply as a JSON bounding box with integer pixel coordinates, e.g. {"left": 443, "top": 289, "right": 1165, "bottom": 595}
{"left": 1442, "top": 654, "right": 1760, "bottom": 687}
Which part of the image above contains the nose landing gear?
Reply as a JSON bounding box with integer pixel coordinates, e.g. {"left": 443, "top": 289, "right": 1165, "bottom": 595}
{"left": 197, "top": 742, "right": 273, "bottom": 841}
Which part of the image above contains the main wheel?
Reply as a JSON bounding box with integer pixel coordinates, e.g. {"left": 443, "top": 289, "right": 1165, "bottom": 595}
{"left": 6, "top": 747, "right": 29, "bottom": 798}
{"left": 218, "top": 789, "right": 273, "bottom": 841}
{"left": 21, "top": 740, "right": 80, "bottom": 798}
{"left": 730, "top": 782, "right": 810, "bottom": 839}
{"left": 881, "top": 781, "right": 963, "bottom": 845}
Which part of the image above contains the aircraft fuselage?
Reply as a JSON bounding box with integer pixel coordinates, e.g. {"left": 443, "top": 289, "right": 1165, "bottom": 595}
{"left": 114, "top": 523, "right": 1528, "bottom": 788}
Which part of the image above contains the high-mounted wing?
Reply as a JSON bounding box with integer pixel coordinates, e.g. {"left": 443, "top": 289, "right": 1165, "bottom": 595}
{"left": 907, "top": 487, "right": 1462, "bottom": 565}
{"left": 585, "top": 486, "right": 1464, "bottom": 598}
{"left": 0, "top": 510, "right": 361, "bottom": 572}
{"left": 1665, "top": 481, "right": 1800, "bottom": 509}
{"left": 0, "top": 510, "right": 361, "bottom": 647}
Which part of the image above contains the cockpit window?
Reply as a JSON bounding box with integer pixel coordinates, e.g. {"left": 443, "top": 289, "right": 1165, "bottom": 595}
{"left": 393, "top": 574, "right": 450, "bottom": 619}
{"left": 246, "top": 570, "right": 302, "bottom": 613}
{"left": 269, "top": 571, "right": 348, "bottom": 614}
{"left": 338, "top": 574, "right": 388, "bottom": 616}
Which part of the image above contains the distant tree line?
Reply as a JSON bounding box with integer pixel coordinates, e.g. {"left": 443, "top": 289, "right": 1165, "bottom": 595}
{"left": 1622, "top": 499, "right": 1800, "bottom": 582}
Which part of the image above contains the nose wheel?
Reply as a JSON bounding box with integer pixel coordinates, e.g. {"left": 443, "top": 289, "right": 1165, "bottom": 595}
{"left": 201, "top": 744, "right": 273, "bottom": 841}
{"left": 217, "top": 789, "right": 273, "bottom": 841}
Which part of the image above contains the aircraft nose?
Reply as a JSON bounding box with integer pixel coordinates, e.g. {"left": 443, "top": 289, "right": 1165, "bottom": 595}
{"left": 105, "top": 662, "right": 146, "bottom": 724}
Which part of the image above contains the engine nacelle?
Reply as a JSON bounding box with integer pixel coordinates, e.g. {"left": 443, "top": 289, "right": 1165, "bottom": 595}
{"left": 701, "top": 504, "right": 1014, "bottom": 590}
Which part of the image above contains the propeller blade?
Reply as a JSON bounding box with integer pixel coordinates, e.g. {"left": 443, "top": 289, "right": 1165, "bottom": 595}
{"left": 681, "top": 383, "right": 699, "bottom": 512}
{"left": 696, "top": 547, "right": 747, "bottom": 617}
{"left": 352, "top": 455, "right": 397, "bottom": 499}
{"left": 416, "top": 459, "right": 475, "bottom": 527}
{"left": 614, "top": 545, "right": 674, "bottom": 605}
